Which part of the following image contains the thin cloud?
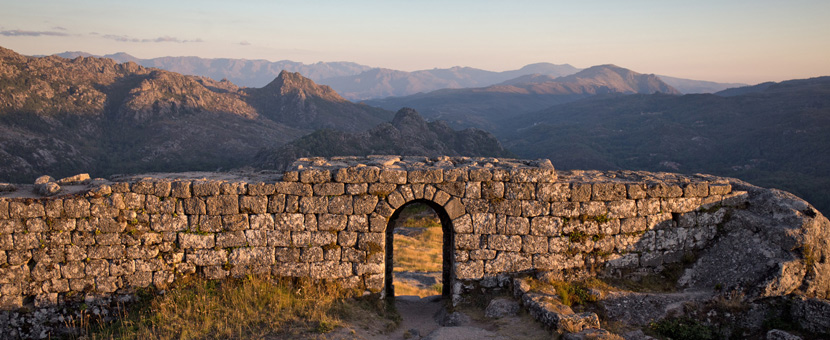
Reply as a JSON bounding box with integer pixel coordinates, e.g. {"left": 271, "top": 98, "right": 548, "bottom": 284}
{"left": 240, "top": 41, "right": 251, "bottom": 46}
{"left": 101, "top": 34, "right": 204, "bottom": 43}
{"left": 51, "top": 26, "right": 68, "bottom": 31}
{"left": 0, "top": 29, "right": 70, "bottom": 37}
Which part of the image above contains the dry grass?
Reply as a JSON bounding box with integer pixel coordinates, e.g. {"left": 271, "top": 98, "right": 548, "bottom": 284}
{"left": 393, "top": 227, "right": 443, "bottom": 273}
{"left": 80, "top": 275, "right": 398, "bottom": 340}
{"left": 393, "top": 279, "right": 443, "bottom": 298}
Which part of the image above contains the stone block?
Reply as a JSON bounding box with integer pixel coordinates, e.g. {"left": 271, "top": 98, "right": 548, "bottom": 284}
{"left": 646, "top": 183, "right": 683, "bottom": 198}
{"left": 221, "top": 214, "right": 249, "bottom": 231}
{"left": 481, "top": 181, "right": 505, "bottom": 199}
{"left": 606, "top": 200, "right": 637, "bottom": 218}
{"left": 178, "top": 233, "right": 214, "bottom": 249}
{"left": 63, "top": 198, "right": 89, "bottom": 218}
{"left": 472, "top": 213, "right": 498, "bottom": 234}
{"left": 300, "top": 196, "right": 328, "bottom": 214}
{"left": 348, "top": 215, "right": 370, "bottom": 232}
{"left": 346, "top": 183, "right": 368, "bottom": 195}
{"left": 192, "top": 180, "right": 221, "bottom": 196}
{"left": 522, "top": 200, "right": 549, "bottom": 217}
{"left": 437, "top": 182, "right": 465, "bottom": 197}
{"left": 487, "top": 235, "right": 521, "bottom": 251}
{"left": 408, "top": 169, "right": 443, "bottom": 183}
{"left": 530, "top": 216, "right": 562, "bottom": 236}
{"left": 492, "top": 199, "right": 522, "bottom": 216}
{"left": 318, "top": 214, "right": 348, "bottom": 231}
{"left": 272, "top": 263, "right": 310, "bottom": 277}
{"left": 537, "top": 183, "right": 570, "bottom": 202}
{"left": 470, "top": 249, "right": 497, "bottom": 260}
{"left": 239, "top": 196, "right": 267, "bottom": 214}
{"left": 267, "top": 194, "right": 286, "bottom": 213}
{"left": 455, "top": 234, "right": 481, "bottom": 250}
{"left": 592, "top": 182, "right": 627, "bottom": 201}
{"left": 453, "top": 214, "right": 473, "bottom": 233}
{"left": 353, "top": 195, "right": 379, "bottom": 215}
{"left": 637, "top": 198, "right": 662, "bottom": 216}
{"left": 229, "top": 247, "right": 275, "bottom": 266}
{"left": 131, "top": 180, "right": 154, "bottom": 194}
{"left": 509, "top": 168, "right": 556, "bottom": 183}
{"left": 378, "top": 169, "right": 407, "bottom": 184}
{"left": 522, "top": 235, "right": 548, "bottom": 253}
{"left": 275, "top": 182, "right": 313, "bottom": 196}
{"left": 205, "top": 195, "right": 239, "bottom": 215}
{"left": 708, "top": 183, "right": 732, "bottom": 195}
{"left": 328, "top": 196, "right": 353, "bottom": 214}
{"left": 334, "top": 166, "right": 380, "bottom": 183}
{"left": 455, "top": 260, "right": 484, "bottom": 279}
{"left": 266, "top": 230, "right": 291, "bottom": 247}
{"left": 580, "top": 201, "right": 607, "bottom": 217}
{"left": 469, "top": 168, "right": 493, "bottom": 182}
{"left": 465, "top": 182, "right": 481, "bottom": 199}
{"left": 662, "top": 197, "right": 702, "bottom": 213}
{"left": 444, "top": 197, "right": 466, "bottom": 220}
{"left": 620, "top": 217, "right": 647, "bottom": 233}
{"left": 310, "top": 261, "right": 352, "bottom": 279}
{"left": 550, "top": 202, "right": 580, "bottom": 217}
{"left": 505, "top": 183, "right": 535, "bottom": 200}
{"left": 313, "top": 182, "right": 344, "bottom": 196}
{"left": 626, "top": 183, "right": 647, "bottom": 199}
{"left": 216, "top": 231, "right": 247, "bottom": 248}
{"left": 570, "top": 183, "right": 592, "bottom": 202}
{"left": 498, "top": 216, "right": 529, "bottom": 235}
{"left": 300, "top": 169, "right": 331, "bottom": 183}
{"left": 85, "top": 259, "right": 110, "bottom": 277}
{"left": 485, "top": 252, "right": 531, "bottom": 273}
{"left": 387, "top": 191, "right": 405, "bottom": 209}
{"left": 187, "top": 249, "right": 228, "bottom": 266}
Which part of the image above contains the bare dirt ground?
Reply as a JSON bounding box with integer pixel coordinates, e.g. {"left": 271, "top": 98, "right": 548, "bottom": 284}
{"left": 318, "top": 295, "right": 552, "bottom": 340}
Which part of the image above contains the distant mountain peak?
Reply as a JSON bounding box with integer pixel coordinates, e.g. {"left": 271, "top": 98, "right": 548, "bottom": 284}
{"left": 557, "top": 64, "right": 681, "bottom": 94}
{"left": 262, "top": 70, "right": 346, "bottom": 102}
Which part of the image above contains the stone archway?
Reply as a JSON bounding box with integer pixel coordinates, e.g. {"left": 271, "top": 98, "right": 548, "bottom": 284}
{"left": 384, "top": 199, "right": 455, "bottom": 299}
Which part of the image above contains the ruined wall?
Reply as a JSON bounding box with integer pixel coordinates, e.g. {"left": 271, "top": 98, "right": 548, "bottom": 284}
{"left": 9, "top": 154, "right": 830, "bottom": 336}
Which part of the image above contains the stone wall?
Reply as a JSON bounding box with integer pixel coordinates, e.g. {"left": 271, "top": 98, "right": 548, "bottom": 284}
{"left": 1, "top": 155, "right": 826, "bottom": 338}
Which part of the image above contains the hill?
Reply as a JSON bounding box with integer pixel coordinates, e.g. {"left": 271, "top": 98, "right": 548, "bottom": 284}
{"left": 320, "top": 63, "right": 580, "bottom": 100}
{"left": 253, "top": 108, "right": 514, "bottom": 171}
{"left": 365, "top": 65, "right": 680, "bottom": 131}
{"left": 0, "top": 46, "right": 391, "bottom": 182}
{"left": 51, "top": 51, "right": 744, "bottom": 100}
{"left": 54, "top": 51, "right": 373, "bottom": 89}
{"left": 500, "top": 76, "right": 830, "bottom": 214}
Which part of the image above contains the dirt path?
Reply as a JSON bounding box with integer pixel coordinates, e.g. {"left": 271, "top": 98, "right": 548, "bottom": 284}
{"left": 324, "top": 295, "right": 551, "bottom": 340}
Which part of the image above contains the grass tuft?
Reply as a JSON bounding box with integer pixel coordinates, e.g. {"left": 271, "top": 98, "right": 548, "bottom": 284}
{"left": 79, "top": 275, "right": 396, "bottom": 339}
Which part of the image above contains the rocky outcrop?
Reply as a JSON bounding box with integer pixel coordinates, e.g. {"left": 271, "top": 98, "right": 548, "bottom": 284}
{"left": 253, "top": 108, "right": 514, "bottom": 171}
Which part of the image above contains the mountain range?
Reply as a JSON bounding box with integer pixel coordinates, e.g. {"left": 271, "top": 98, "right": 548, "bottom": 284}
{"left": 52, "top": 51, "right": 745, "bottom": 100}
{"left": 8, "top": 46, "right": 829, "bottom": 215}
{"left": 0, "top": 47, "right": 386, "bottom": 181}
{"left": 499, "top": 76, "right": 830, "bottom": 214}
{"left": 253, "top": 108, "right": 513, "bottom": 171}
{"left": 0, "top": 46, "right": 513, "bottom": 182}
{"left": 364, "top": 64, "right": 680, "bottom": 131}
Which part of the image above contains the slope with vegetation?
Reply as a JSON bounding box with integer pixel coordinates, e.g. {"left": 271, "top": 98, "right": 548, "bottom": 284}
{"left": 0, "top": 46, "right": 390, "bottom": 182}
{"left": 501, "top": 76, "right": 830, "bottom": 214}
{"left": 253, "top": 108, "right": 514, "bottom": 171}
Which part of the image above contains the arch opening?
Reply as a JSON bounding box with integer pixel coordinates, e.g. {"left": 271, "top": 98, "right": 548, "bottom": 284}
{"left": 384, "top": 199, "right": 454, "bottom": 299}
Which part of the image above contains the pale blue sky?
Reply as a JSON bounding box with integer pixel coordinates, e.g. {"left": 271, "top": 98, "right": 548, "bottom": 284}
{"left": 1, "top": 0, "right": 828, "bottom": 84}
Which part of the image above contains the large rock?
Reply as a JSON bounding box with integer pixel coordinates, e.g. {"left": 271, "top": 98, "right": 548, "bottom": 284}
{"left": 678, "top": 180, "right": 830, "bottom": 300}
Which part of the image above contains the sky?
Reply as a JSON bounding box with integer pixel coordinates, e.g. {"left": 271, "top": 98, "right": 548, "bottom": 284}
{"left": 1, "top": 0, "right": 828, "bottom": 84}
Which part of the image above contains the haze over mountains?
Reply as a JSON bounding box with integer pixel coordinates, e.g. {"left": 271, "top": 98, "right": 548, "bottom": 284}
{"left": 3, "top": 46, "right": 828, "bottom": 215}
{"left": 499, "top": 76, "right": 830, "bottom": 214}
{"left": 0, "top": 46, "right": 510, "bottom": 182}
{"left": 365, "top": 64, "right": 681, "bottom": 131}
{"left": 52, "top": 51, "right": 744, "bottom": 101}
